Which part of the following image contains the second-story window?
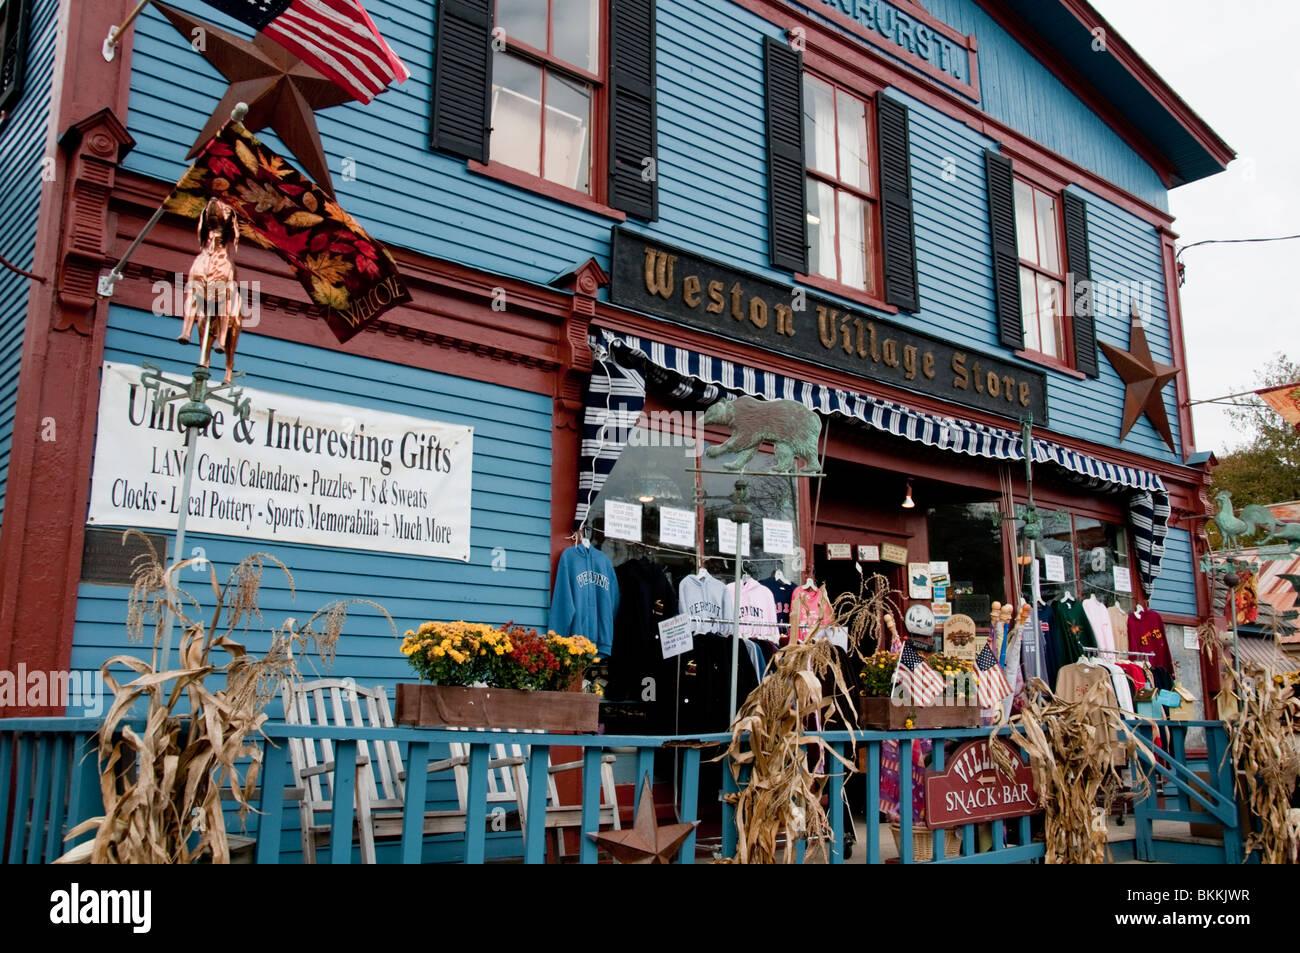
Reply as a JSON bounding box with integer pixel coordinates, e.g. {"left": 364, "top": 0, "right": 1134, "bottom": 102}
{"left": 803, "top": 75, "right": 880, "bottom": 295}
{"left": 491, "top": 0, "right": 603, "bottom": 195}
{"left": 1014, "top": 179, "right": 1069, "bottom": 361}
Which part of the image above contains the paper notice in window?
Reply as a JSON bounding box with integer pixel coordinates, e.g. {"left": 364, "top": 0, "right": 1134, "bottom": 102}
{"left": 604, "top": 500, "right": 643, "bottom": 542}
{"left": 858, "top": 545, "right": 879, "bottom": 562}
{"left": 1044, "top": 554, "right": 1066, "bottom": 583}
{"left": 659, "top": 507, "right": 695, "bottom": 548}
{"left": 762, "top": 519, "right": 794, "bottom": 555}
{"left": 1113, "top": 565, "right": 1132, "bottom": 594}
{"left": 658, "top": 613, "right": 693, "bottom": 659}
{"left": 718, "top": 518, "right": 750, "bottom": 556}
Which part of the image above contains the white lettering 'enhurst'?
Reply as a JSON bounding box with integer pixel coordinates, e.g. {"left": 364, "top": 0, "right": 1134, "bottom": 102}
{"left": 49, "top": 884, "right": 151, "bottom": 934}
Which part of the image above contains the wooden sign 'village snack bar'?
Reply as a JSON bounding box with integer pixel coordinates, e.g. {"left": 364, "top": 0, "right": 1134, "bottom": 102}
{"left": 610, "top": 229, "right": 1048, "bottom": 424}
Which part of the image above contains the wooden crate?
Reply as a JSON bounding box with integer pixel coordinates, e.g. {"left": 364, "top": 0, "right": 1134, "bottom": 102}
{"left": 395, "top": 683, "right": 600, "bottom": 733}
{"left": 859, "top": 695, "right": 982, "bottom": 730}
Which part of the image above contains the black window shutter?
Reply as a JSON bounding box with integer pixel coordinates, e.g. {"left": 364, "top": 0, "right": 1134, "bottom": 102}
{"left": 985, "top": 149, "right": 1024, "bottom": 352}
{"left": 1062, "top": 192, "right": 1099, "bottom": 377}
{"left": 431, "top": 0, "right": 493, "bottom": 163}
{"left": 0, "top": 0, "right": 29, "bottom": 121}
{"left": 608, "top": 0, "right": 657, "bottom": 220}
{"left": 876, "top": 96, "right": 919, "bottom": 312}
{"left": 763, "top": 37, "right": 806, "bottom": 273}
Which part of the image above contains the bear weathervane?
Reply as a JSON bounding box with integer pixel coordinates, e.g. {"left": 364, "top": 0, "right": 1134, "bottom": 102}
{"left": 696, "top": 396, "right": 824, "bottom": 476}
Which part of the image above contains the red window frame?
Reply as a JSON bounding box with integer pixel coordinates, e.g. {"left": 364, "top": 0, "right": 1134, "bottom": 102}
{"left": 471, "top": 0, "right": 619, "bottom": 218}
{"left": 799, "top": 73, "right": 888, "bottom": 308}
{"left": 1014, "top": 177, "right": 1075, "bottom": 371}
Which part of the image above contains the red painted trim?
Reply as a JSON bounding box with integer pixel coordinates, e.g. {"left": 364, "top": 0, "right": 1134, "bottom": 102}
{"left": 795, "top": 270, "right": 897, "bottom": 315}
{"left": 732, "top": 0, "right": 1184, "bottom": 229}
{"left": 467, "top": 160, "right": 627, "bottom": 222}
{"left": 1158, "top": 228, "right": 1196, "bottom": 461}
{"left": 1015, "top": 348, "right": 1085, "bottom": 381}
{"left": 0, "top": 0, "right": 141, "bottom": 710}
{"left": 784, "top": 0, "right": 981, "bottom": 102}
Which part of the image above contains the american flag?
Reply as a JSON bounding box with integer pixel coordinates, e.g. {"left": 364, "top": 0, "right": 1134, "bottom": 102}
{"left": 203, "top": 0, "right": 410, "bottom": 103}
{"left": 976, "top": 641, "right": 1013, "bottom": 708}
{"left": 893, "top": 641, "right": 945, "bottom": 707}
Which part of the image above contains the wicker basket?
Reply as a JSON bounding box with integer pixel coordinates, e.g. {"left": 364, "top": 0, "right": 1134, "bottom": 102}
{"left": 890, "top": 822, "right": 960, "bottom": 861}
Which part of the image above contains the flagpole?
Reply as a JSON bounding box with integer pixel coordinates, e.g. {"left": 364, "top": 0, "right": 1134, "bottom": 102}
{"left": 98, "top": 103, "right": 249, "bottom": 300}
{"left": 103, "top": 0, "right": 153, "bottom": 61}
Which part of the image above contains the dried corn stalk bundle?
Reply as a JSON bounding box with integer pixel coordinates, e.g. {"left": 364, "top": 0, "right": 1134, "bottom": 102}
{"left": 1200, "top": 621, "right": 1300, "bottom": 863}
{"left": 831, "top": 571, "right": 900, "bottom": 657}
{"left": 993, "top": 677, "right": 1154, "bottom": 864}
{"left": 718, "top": 577, "right": 886, "bottom": 863}
{"left": 61, "top": 532, "right": 392, "bottom": 864}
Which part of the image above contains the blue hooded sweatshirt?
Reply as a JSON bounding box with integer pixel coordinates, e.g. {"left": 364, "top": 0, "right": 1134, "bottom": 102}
{"left": 550, "top": 544, "right": 620, "bottom": 656}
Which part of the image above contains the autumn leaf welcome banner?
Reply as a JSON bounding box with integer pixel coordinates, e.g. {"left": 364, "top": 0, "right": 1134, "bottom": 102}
{"left": 167, "top": 122, "right": 411, "bottom": 344}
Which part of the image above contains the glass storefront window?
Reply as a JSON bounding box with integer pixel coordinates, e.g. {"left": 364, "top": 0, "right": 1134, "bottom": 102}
{"left": 1016, "top": 506, "right": 1076, "bottom": 603}
{"left": 1074, "top": 517, "right": 1134, "bottom": 612}
{"left": 925, "top": 502, "right": 1003, "bottom": 628}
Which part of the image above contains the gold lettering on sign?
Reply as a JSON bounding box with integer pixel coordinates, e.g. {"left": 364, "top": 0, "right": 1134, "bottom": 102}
{"left": 903, "top": 345, "right": 917, "bottom": 381}
{"left": 730, "top": 283, "right": 745, "bottom": 321}
{"left": 882, "top": 339, "right": 898, "bottom": 368}
{"left": 952, "top": 353, "right": 969, "bottom": 389}
{"left": 775, "top": 303, "right": 795, "bottom": 337}
{"left": 1002, "top": 375, "right": 1015, "bottom": 402}
{"left": 854, "top": 318, "right": 869, "bottom": 358}
{"left": 706, "top": 280, "right": 725, "bottom": 314}
{"left": 923, "top": 352, "right": 935, "bottom": 379}
{"left": 683, "top": 275, "right": 701, "bottom": 308}
{"left": 644, "top": 249, "right": 677, "bottom": 299}
{"left": 749, "top": 296, "right": 767, "bottom": 329}
{"left": 986, "top": 371, "right": 1000, "bottom": 398}
{"left": 817, "top": 306, "right": 837, "bottom": 349}
{"left": 841, "top": 314, "right": 854, "bottom": 355}
{"left": 1019, "top": 382, "right": 1031, "bottom": 407}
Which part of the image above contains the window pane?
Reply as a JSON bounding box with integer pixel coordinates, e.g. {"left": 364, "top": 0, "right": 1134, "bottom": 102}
{"left": 807, "top": 178, "right": 836, "bottom": 281}
{"left": 835, "top": 89, "right": 870, "bottom": 191}
{"left": 1019, "top": 266, "right": 1037, "bottom": 351}
{"left": 1037, "top": 276, "right": 1062, "bottom": 358}
{"left": 490, "top": 54, "right": 543, "bottom": 177}
{"left": 1034, "top": 189, "right": 1061, "bottom": 274}
{"left": 553, "top": 0, "right": 597, "bottom": 71}
{"left": 1014, "top": 179, "right": 1037, "bottom": 264}
{"left": 927, "top": 503, "right": 1003, "bottom": 630}
{"left": 544, "top": 72, "right": 591, "bottom": 191}
{"left": 1074, "top": 518, "right": 1133, "bottom": 612}
{"left": 1018, "top": 506, "right": 1076, "bottom": 603}
{"left": 497, "top": 0, "right": 547, "bottom": 50}
{"left": 837, "top": 190, "right": 867, "bottom": 290}
{"left": 803, "top": 76, "right": 836, "bottom": 179}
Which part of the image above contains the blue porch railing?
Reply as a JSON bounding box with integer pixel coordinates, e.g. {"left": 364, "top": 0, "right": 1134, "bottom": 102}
{"left": 0, "top": 716, "right": 1242, "bottom": 864}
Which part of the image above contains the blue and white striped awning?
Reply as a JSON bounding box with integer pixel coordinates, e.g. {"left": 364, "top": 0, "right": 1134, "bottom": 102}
{"left": 578, "top": 328, "right": 1170, "bottom": 594}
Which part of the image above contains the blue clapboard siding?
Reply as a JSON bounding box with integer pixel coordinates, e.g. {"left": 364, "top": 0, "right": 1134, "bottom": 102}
{"left": 0, "top": 0, "right": 59, "bottom": 531}
{"left": 915, "top": 0, "right": 1169, "bottom": 210}
{"left": 119, "top": 0, "right": 1183, "bottom": 472}
{"left": 1150, "top": 527, "right": 1197, "bottom": 617}
{"left": 70, "top": 304, "right": 553, "bottom": 687}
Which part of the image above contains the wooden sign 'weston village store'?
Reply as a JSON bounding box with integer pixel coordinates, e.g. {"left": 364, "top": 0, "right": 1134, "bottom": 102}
{"left": 611, "top": 230, "right": 1048, "bottom": 424}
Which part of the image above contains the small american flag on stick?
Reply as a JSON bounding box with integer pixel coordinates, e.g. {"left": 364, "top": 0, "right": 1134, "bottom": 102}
{"left": 203, "top": 0, "right": 410, "bottom": 103}
{"left": 976, "top": 641, "right": 1013, "bottom": 708}
{"left": 893, "top": 641, "right": 945, "bottom": 707}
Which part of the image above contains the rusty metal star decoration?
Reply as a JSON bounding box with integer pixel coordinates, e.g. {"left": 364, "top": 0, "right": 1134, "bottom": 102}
{"left": 1098, "top": 302, "right": 1179, "bottom": 451}
{"left": 155, "top": 3, "right": 348, "bottom": 195}
{"left": 588, "top": 775, "right": 698, "bottom": 864}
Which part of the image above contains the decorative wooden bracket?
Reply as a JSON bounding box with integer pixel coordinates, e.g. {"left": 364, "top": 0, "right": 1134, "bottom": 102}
{"left": 52, "top": 107, "right": 135, "bottom": 334}
{"left": 551, "top": 257, "right": 609, "bottom": 427}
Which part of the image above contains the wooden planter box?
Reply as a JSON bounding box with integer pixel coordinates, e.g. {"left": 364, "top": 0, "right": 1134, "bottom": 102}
{"left": 859, "top": 695, "right": 982, "bottom": 730}
{"left": 395, "top": 683, "right": 599, "bottom": 733}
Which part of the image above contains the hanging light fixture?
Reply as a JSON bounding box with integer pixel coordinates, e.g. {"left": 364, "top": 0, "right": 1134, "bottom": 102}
{"left": 901, "top": 479, "right": 915, "bottom": 509}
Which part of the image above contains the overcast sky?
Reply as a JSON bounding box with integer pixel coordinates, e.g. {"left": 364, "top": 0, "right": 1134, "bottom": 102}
{"left": 1087, "top": 0, "right": 1299, "bottom": 456}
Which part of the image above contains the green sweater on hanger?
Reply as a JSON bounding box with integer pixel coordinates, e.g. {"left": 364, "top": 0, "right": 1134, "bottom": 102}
{"left": 1053, "top": 597, "right": 1096, "bottom": 664}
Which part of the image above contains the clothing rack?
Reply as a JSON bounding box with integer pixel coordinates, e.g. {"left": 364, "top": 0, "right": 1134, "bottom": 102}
{"left": 1081, "top": 646, "right": 1155, "bottom": 660}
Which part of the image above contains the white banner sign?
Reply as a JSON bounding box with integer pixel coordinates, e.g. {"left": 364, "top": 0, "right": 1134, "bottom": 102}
{"left": 1044, "top": 554, "right": 1066, "bottom": 583}
{"left": 604, "top": 500, "right": 643, "bottom": 542}
{"left": 1113, "top": 565, "right": 1132, "bottom": 594}
{"left": 762, "top": 518, "right": 794, "bottom": 555}
{"left": 658, "top": 506, "right": 696, "bottom": 548}
{"left": 718, "top": 518, "right": 751, "bottom": 556}
{"left": 658, "top": 613, "right": 694, "bottom": 659}
{"left": 87, "top": 362, "right": 474, "bottom": 560}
